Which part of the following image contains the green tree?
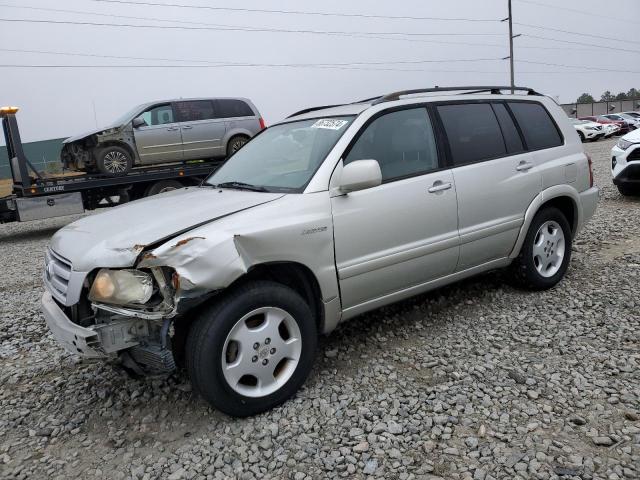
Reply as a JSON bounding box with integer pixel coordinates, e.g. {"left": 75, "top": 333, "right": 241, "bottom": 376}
{"left": 627, "top": 88, "right": 639, "bottom": 99}
{"left": 601, "top": 91, "right": 615, "bottom": 101}
{"left": 615, "top": 92, "right": 628, "bottom": 100}
{"left": 576, "top": 93, "right": 595, "bottom": 103}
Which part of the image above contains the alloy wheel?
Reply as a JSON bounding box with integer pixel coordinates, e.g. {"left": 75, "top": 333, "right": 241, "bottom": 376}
{"left": 532, "top": 220, "right": 565, "bottom": 278}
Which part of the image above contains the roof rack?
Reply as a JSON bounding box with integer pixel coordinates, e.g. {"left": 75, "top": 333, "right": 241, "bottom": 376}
{"left": 287, "top": 104, "right": 344, "bottom": 118}
{"left": 371, "top": 86, "right": 540, "bottom": 105}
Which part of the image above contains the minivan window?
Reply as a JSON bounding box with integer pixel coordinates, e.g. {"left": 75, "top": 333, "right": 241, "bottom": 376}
{"left": 508, "top": 102, "right": 563, "bottom": 150}
{"left": 138, "top": 104, "right": 174, "bottom": 126}
{"left": 205, "top": 116, "right": 354, "bottom": 192}
{"left": 345, "top": 108, "right": 439, "bottom": 181}
{"left": 492, "top": 103, "right": 525, "bottom": 154}
{"left": 175, "top": 100, "right": 216, "bottom": 122}
{"left": 437, "top": 103, "right": 506, "bottom": 166}
{"left": 216, "top": 99, "right": 254, "bottom": 118}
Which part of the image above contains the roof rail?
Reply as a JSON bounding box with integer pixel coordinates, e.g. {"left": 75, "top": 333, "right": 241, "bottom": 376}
{"left": 287, "top": 104, "right": 344, "bottom": 118}
{"left": 371, "top": 86, "right": 540, "bottom": 105}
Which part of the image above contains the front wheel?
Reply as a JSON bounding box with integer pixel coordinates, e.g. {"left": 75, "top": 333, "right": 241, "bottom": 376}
{"left": 510, "top": 207, "right": 572, "bottom": 290}
{"left": 95, "top": 145, "right": 133, "bottom": 176}
{"left": 617, "top": 184, "right": 640, "bottom": 196}
{"left": 186, "top": 281, "right": 317, "bottom": 417}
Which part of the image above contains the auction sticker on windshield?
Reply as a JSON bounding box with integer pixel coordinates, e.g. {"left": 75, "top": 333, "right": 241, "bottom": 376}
{"left": 311, "top": 119, "right": 349, "bottom": 130}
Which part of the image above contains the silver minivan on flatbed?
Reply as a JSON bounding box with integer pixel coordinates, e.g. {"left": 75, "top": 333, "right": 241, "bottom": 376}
{"left": 42, "top": 86, "right": 598, "bottom": 416}
{"left": 62, "top": 97, "right": 264, "bottom": 176}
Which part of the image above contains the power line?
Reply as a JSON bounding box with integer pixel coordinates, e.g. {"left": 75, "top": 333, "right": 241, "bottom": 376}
{"left": 522, "top": 33, "right": 640, "bottom": 54}
{"left": 0, "top": 48, "right": 502, "bottom": 67}
{"left": 88, "top": 0, "right": 499, "bottom": 22}
{"left": 517, "top": 59, "right": 640, "bottom": 74}
{"left": 515, "top": 22, "right": 640, "bottom": 45}
{"left": 515, "top": 0, "right": 637, "bottom": 25}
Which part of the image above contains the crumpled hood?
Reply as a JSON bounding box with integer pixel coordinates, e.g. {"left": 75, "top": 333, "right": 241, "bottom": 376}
{"left": 50, "top": 187, "right": 284, "bottom": 271}
{"left": 63, "top": 124, "right": 120, "bottom": 144}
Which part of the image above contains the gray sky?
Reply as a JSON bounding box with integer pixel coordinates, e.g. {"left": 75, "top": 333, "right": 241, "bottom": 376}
{"left": 1, "top": 0, "right": 639, "bottom": 142}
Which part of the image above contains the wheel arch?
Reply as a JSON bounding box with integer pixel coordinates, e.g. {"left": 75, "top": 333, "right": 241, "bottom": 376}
{"left": 96, "top": 140, "right": 138, "bottom": 162}
{"left": 509, "top": 186, "right": 582, "bottom": 259}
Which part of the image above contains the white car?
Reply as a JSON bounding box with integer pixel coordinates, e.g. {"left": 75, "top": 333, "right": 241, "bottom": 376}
{"left": 611, "top": 129, "right": 640, "bottom": 195}
{"left": 570, "top": 118, "right": 605, "bottom": 142}
{"left": 603, "top": 123, "right": 619, "bottom": 138}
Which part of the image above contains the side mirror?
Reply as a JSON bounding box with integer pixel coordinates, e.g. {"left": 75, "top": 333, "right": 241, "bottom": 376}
{"left": 338, "top": 159, "right": 382, "bottom": 193}
{"left": 132, "top": 117, "right": 146, "bottom": 128}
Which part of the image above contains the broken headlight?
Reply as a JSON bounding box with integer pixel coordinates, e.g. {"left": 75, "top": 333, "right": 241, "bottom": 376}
{"left": 88, "top": 269, "right": 154, "bottom": 306}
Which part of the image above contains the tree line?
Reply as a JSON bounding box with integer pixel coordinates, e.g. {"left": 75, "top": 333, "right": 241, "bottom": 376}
{"left": 576, "top": 88, "right": 640, "bottom": 104}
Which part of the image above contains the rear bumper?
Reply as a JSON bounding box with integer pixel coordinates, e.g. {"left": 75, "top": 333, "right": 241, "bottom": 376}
{"left": 41, "top": 292, "right": 106, "bottom": 358}
{"left": 578, "top": 186, "right": 599, "bottom": 232}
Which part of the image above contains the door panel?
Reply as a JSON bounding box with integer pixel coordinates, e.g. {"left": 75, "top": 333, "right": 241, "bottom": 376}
{"left": 175, "top": 100, "right": 227, "bottom": 160}
{"left": 133, "top": 123, "right": 183, "bottom": 163}
{"left": 453, "top": 154, "right": 540, "bottom": 269}
{"left": 180, "top": 120, "right": 227, "bottom": 160}
{"left": 332, "top": 171, "right": 459, "bottom": 308}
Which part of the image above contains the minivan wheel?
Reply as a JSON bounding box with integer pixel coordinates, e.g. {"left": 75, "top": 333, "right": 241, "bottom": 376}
{"left": 510, "top": 207, "right": 572, "bottom": 290}
{"left": 227, "top": 136, "right": 249, "bottom": 157}
{"left": 186, "top": 281, "right": 317, "bottom": 417}
{"left": 96, "top": 146, "right": 133, "bottom": 176}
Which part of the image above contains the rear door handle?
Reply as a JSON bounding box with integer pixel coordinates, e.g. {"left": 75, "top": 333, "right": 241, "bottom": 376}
{"left": 182, "top": 125, "right": 193, "bottom": 130}
{"left": 428, "top": 181, "right": 452, "bottom": 193}
{"left": 166, "top": 126, "right": 178, "bottom": 131}
{"left": 516, "top": 161, "right": 534, "bottom": 172}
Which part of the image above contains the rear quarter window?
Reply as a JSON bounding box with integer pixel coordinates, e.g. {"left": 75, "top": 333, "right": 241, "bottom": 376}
{"left": 508, "top": 102, "right": 563, "bottom": 150}
{"left": 216, "top": 99, "right": 255, "bottom": 118}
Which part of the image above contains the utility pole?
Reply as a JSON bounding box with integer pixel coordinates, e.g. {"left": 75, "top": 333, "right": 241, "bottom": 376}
{"left": 502, "top": 0, "right": 521, "bottom": 93}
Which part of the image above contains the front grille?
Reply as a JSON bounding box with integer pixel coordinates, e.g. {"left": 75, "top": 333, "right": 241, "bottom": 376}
{"left": 44, "top": 248, "right": 72, "bottom": 303}
{"left": 628, "top": 147, "right": 640, "bottom": 161}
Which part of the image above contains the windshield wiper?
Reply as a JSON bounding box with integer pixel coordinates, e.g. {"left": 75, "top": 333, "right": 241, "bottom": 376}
{"left": 213, "top": 181, "right": 269, "bottom": 192}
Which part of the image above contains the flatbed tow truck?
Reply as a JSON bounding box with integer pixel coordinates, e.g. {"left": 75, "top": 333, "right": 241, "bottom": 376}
{"left": 1, "top": 107, "right": 223, "bottom": 223}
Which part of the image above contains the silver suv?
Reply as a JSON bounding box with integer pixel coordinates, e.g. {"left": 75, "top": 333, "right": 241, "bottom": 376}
{"left": 42, "top": 86, "right": 598, "bottom": 416}
{"left": 61, "top": 97, "right": 264, "bottom": 176}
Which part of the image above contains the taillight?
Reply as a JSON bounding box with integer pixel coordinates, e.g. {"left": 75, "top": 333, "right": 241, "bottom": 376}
{"left": 587, "top": 154, "right": 594, "bottom": 188}
{"left": 259, "top": 117, "right": 266, "bottom": 130}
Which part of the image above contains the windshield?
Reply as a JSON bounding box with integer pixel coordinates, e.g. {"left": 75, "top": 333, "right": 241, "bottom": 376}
{"left": 111, "top": 103, "right": 147, "bottom": 125}
{"left": 205, "top": 116, "right": 354, "bottom": 192}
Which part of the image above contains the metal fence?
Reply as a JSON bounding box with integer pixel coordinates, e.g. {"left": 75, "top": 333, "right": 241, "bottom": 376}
{"left": 561, "top": 98, "right": 640, "bottom": 118}
{"left": 0, "top": 137, "right": 65, "bottom": 179}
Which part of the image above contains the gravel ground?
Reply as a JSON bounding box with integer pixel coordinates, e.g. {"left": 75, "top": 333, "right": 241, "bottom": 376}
{"left": 1, "top": 137, "right": 638, "bottom": 480}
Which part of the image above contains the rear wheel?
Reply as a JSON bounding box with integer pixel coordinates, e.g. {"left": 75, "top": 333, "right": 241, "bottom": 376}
{"left": 186, "top": 281, "right": 317, "bottom": 417}
{"left": 95, "top": 145, "right": 133, "bottom": 176}
{"left": 145, "top": 179, "right": 183, "bottom": 197}
{"left": 510, "top": 207, "right": 572, "bottom": 290}
{"left": 226, "top": 135, "right": 249, "bottom": 157}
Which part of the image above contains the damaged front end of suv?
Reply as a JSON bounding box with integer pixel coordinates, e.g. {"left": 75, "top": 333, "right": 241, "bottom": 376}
{"left": 60, "top": 124, "right": 137, "bottom": 172}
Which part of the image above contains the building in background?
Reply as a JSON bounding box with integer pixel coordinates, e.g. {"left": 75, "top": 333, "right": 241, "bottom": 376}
{"left": 561, "top": 98, "right": 640, "bottom": 118}
{"left": 0, "top": 138, "right": 65, "bottom": 179}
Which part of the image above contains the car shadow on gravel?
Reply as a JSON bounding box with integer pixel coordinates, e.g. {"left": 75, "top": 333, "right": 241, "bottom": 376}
{"left": 0, "top": 226, "right": 63, "bottom": 243}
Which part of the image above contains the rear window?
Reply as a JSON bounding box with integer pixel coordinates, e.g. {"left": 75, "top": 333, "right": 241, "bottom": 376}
{"left": 216, "top": 99, "right": 255, "bottom": 118}
{"left": 175, "top": 100, "right": 216, "bottom": 122}
{"left": 437, "top": 103, "right": 507, "bottom": 166}
{"left": 508, "top": 102, "right": 563, "bottom": 150}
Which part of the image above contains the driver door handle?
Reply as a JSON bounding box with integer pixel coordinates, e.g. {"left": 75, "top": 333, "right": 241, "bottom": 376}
{"left": 182, "top": 125, "right": 193, "bottom": 130}
{"left": 166, "top": 126, "right": 178, "bottom": 131}
{"left": 428, "top": 181, "right": 452, "bottom": 193}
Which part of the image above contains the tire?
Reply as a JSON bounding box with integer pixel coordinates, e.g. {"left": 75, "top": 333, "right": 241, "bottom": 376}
{"left": 145, "top": 179, "right": 183, "bottom": 197}
{"left": 226, "top": 135, "right": 249, "bottom": 157}
{"left": 577, "top": 131, "right": 585, "bottom": 142}
{"left": 186, "top": 281, "right": 317, "bottom": 417}
{"left": 617, "top": 184, "right": 639, "bottom": 196}
{"left": 510, "top": 207, "right": 572, "bottom": 290}
{"left": 95, "top": 145, "right": 133, "bottom": 176}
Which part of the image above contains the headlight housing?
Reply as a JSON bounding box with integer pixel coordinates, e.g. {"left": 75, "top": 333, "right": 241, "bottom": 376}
{"left": 617, "top": 138, "right": 635, "bottom": 151}
{"left": 585, "top": 126, "right": 597, "bottom": 131}
{"left": 88, "top": 269, "right": 154, "bottom": 306}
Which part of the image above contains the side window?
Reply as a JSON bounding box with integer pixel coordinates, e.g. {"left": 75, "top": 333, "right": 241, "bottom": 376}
{"left": 508, "top": 102, "right": 563, "bottom": 150}
{"left": 492, "top": 103, "right": 525, "bottom": 154}
{"left": 138, "top": 104, "right": 174, "bottom": 126}
{"left": 175, "top": 100, "right": 216, "bottom": 122}
{"left": 344, "top": 108, "right": 439, "bottom": 182}
{"left": 437, "top": 103, "right": 507, "bottom": 165}
{"left": 216, "top": 99, "right": 254, "bottom": 118}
